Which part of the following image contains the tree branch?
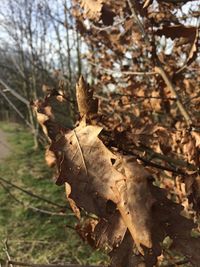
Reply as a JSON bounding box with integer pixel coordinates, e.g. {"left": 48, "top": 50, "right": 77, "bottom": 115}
{"left": 89, "top": 61, "right": 156, "bottom": 76}
{"left": 0, "top": 181, "right": 67, "bottom": 216}
{"left": 0, "top": 78, "right": 29, "bottom": 106}
{"left": 154, "top": 66, "right": 192, "bottom": 126}
{"left": 2, "top": 240, "right": 13, "bottom": 267}
{"left": 7, "top": 261, "right": 104, "bottom": 267}
{"left": 0, "top": 89, "right": 32, "bottom": 128}
{"left": 0, "top": 176, "right": 65, "bottom": 209}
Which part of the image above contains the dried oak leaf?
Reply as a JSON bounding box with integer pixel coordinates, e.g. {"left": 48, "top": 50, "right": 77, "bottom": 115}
{"left": 109, "top": 183, "right": 200, "bottom": 267}
{"left": 185, "top": 174, "right": 200, "bottom": 214}
{"left": 109, "top": 231, "right": 146, "bottom": 267}
{"left": 65, "top": 182, "right": 81, "bottom": 219}
{"left": 76, "top": 76, "right": 98, "bottom": 120}
{"left": 156, "top": 25, "right": 197, "bottom": 40}
{"left": 177, "top": 27, "right": 199, "bottom": 73}
{"left": 45, "top": 148, "right": 56, "bottom": 167}
{"left": 49, "top": 121, "right": 154, "bottom": 254}
{"left": 76, "top": 218, "right": 98, "bottom": 247}
{"left": 94, "top": 211, "right": 127, "bottom": 250}
{"left": 191, "top": 131, "right": 200, "bottom": 148}
{"left": 151, "top": 185, "right": 200, "bottom": 266}
{"left": 143, "top": 0, "right": 153, "bottom": 9}
{"left": 33, "top": 91, "right": 72, "bottom": 133}
{"left": 34, "top": 86, "right": 200, "bottom": 266}
{"left": 80, "top": 0, "right": 103, "bottom": 21}
{"left": 156, "top": 25, "right": 199, "bottom": 71}
{"left": 113, "top": 157, "right": 154, "bottom": 252}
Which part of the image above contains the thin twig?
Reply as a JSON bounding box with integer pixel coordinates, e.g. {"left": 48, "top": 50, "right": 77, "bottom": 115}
{"left": 102, "top": 131, "right": 192, "bottom": 174}
{"left": 109, "top": 93, "right": 177, "bottom": 101}
{"left": 136, "top": 143, "right": 196, "bottom": 170}
{"left": 7, "top": 261, "right": 104, "bottom": 267}
{"left": 0, "top": 177, "right": 99, "bottom": 220}
{"left": 127, "top": 150, "right": 185, "bottom": 175}
{"left": 159, "top": 0, "right": 194, "bottom": 3}
{"left": 127, "top": 0, "right": 150, "bottom": 44}
{"left": 0, "top": 176, "right": 65, "bottom": 209}
{"left": 91, "top": 15, "right": 134, "bottom": 31}
{"left": 25, "top": 206, "right": 67, "bottom": 216}
{"left": 165, "top": 259, "right": 189, "bottom": 266}
{"left": 88, "top": 61, "right": 156, "bottom": 76}
{"left": 2, "top": 240, "right": 13, "bottom": 267}
{"left": 0, "top": 180, "right": 68, "bottom": 216}
{"left": 0, "top": 89, "right": 32, "bottom": 129}
{"left": 0, "top": 79, "right": 29, "bottom": 106}
{"left": 155, "top": 66, "right": 192, "bottom": 126}
{"left": 4, "top": 240, "right": 71, "bottom": 244}
{"left": 0, "top": 181, "right": 22, "bottom": 204}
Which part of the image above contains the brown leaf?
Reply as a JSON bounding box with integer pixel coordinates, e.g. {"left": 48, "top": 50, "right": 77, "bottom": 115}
{"left": 185, "top": 28, "right": 199, "bottom": 65}
{"left": 151, "top": 185, "right": 200, "bottom": 266}
{"left": 65, "top": 182, "right": 81, "bottom": 219}
{"left": 45, "top": 148, "right": 56, "bottom": 167}
{"left": 110, "top": 183, "right": 200, "bottom": 266}
{"left": 177, "top": 28, "right": 199, "bottom": 73}
{"left": 35, "top": 77, "right": 200, "bottom": 266}
{"left": 33, "top": 91, "right": 72, "bottom": 134}
{"left": 143, "top": 0, "right": 153, "bottom": 9}
{"left": 156, "top": 25, "right": 197, "bottom": 41}
{"left": 76, "top": 76, "right": 98, "bottom": 120}
{"left": 113, "top": 157, "right": 154, "bottom": 254}
{"left": 185, "top": 174, "right": 200, "bottom": 213}
{"left": 191, "top": 131, "right": 200, "bottom": 148}
{"left": 94, "top": 212, "right": 126, "bottom": 250}
{"left": 49, "top": 121, "right": 154, "bottom": 253}
{"left": 80, "top": 0, "right": 103, "bottom": 21}
{"left": 181, "top": 132, "right": 197, "bottom": 164}
{"left": 110, "top": 231, "right": 146, "bottom": 267}
{"left": 76, "top": 218, "right": 98, "bottom": 247}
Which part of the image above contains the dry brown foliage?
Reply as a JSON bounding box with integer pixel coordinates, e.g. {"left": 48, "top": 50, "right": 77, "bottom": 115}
{"left": 34, "top": 0, "right": 200, "bottom": 266}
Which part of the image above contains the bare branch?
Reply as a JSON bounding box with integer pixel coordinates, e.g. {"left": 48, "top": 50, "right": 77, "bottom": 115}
{"left": 7, "top": 261, "right": 104, "bottom": 267}
{"left": 0, "top": 78, "right": 29, "bottom": 106}
{"left": 90, "top": 15, "right": 134, "bottom": 31}
{"left": 1, "top": 240, "right": 13, "bottom": 267}
{"left": 0, "top": 181, "right": 68, "bottom": 217}
{"left": 155, "top": 66, "right": 192, "bottom": 126}
{"left": 88, "top": 62, "right": 156, "bottom": 76}
{"left": 0, "top": 176, "right": 65, "bottom": 209}
{"left": 0, "top": 89, "right": 32, "bottom": 128}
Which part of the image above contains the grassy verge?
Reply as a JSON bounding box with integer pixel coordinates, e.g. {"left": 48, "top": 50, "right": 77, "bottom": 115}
{"left": 0, "top": 122, "right": 108, "bottom": 265}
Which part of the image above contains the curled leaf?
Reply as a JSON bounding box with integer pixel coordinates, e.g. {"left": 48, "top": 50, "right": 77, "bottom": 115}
{"left": 80, "top": 0, "right": 103, "bottom": 21}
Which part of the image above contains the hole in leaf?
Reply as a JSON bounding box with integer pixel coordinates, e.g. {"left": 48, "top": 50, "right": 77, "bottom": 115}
{"left": 111, "top": 158, "right": 116, "bottom": 165}
{"left": 106, "top": 200, "right": 116, "bottom": 214}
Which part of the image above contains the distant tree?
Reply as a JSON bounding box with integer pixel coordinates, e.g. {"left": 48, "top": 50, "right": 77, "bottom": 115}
{"left": 0, "top": 0, "right": 83, "bottom": 147}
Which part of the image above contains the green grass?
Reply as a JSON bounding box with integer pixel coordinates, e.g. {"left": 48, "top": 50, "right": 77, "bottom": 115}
{"left": 0, "top": 122, "right": 108, "bottom": 265}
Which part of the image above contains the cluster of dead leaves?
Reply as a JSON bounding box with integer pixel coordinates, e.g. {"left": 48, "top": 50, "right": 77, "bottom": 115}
{"left": 73, "top": 0, "right": 200, "bottom": 216}
{"left": 77, "top": 0, "right": 126, "bottom": 26}
{"left": 33, "top": 77, "right": 200, "bottom": 266}
{"left": 31, "top": 0, "right": 200, "bottom": 265}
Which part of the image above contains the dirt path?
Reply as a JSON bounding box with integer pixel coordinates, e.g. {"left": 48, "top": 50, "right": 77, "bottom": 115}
{"left": 0, "top": 129, "right": 11, "bottom": 162}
